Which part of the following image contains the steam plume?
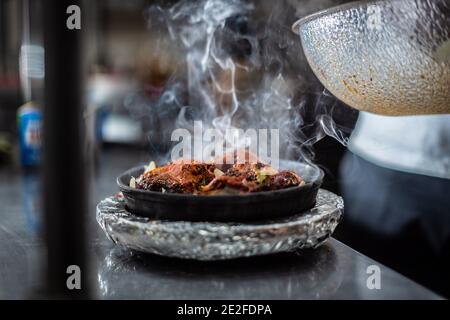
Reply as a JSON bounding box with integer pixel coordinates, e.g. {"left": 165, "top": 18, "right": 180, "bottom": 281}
{"left": 126, "top": 0, "right": 351, "bottom": 165}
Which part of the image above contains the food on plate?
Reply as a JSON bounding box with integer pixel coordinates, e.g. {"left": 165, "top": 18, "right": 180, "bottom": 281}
{"left": 131, "top": 158, "right": 304, "bottom": 195}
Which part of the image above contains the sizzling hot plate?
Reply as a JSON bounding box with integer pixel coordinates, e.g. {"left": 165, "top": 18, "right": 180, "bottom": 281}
{"left": 117, "top": 160, "right": 324, "bottom": 222}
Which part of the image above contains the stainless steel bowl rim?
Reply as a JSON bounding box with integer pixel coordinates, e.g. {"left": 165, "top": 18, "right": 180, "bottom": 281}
{"left": 292, "top": 0, "right": 385, "bottom": 34}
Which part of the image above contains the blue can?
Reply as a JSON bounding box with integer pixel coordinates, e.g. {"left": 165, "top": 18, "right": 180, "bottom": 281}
{"left": 17, "top": 102, "right": 42, "bottom": 168}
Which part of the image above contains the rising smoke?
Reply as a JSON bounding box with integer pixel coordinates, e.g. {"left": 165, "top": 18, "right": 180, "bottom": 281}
{"left": 126, "top": 0, "right": 351, "bottom": 165}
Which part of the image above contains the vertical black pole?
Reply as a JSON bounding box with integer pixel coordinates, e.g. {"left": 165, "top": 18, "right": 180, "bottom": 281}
{"left": 43, "top": 0, "right": 90, "bottom": 299}
{"left": 0, "top": 1, "right": 5, "bottom": 73}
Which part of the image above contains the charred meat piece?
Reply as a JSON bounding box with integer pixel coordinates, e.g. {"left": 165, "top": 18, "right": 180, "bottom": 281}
{"left": 136, "top": 161, "right": 215, "bottom": 193}
{"left": 253, "top": 171, "right": 304, "bottom": 192}
{"left": 201, "top": 175, "right": 258, "bottom": 193}
{"left": 202, "top": 162, "right": 303, "bottom": 193}
{"left": 212, "top": 150, "right": 260, "bottom": 172}
{"left": 202, "top": 162, "right": 264, "bottom": 193}
{"left": 135, "top": 160, "right": 303, "bottom": 194}
{"left": 225, "top": 162, "right": 265, "bottom": 180}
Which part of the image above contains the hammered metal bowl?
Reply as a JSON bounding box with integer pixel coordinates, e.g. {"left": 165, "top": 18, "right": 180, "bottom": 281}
{"left": 293, "top": 0, "right": 450, "bottom": 116}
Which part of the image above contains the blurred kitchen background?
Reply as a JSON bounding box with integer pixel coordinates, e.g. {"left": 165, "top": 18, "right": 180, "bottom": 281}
{"left": 0, "top": 0, "right": 448, "bottom": 298}
{"left": 1, "top": 0, "right": 356, "bottom": 167}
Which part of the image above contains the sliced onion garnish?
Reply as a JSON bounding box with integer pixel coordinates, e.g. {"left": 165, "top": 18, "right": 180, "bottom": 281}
{"left": 129, "top": 176, "right": 136, "bottom": 188}
{"left": 259, "top": 166, "right": 278, "bottom": 176}
{"left": 255, "top": 166, "right": 278, "bottom": 184}
{"left": 144, "top": 161, "right": 156, "bottom": 173}
{"left": 256, "top": 173, "right": 267, "bottom": 184}
{"left": 214, "top": 168, "right": 224, "bottom": 178}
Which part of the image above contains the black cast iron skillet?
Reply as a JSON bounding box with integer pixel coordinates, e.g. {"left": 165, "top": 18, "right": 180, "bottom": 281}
{"left": 117, "top": 160, "right": 323, "bottom": 222}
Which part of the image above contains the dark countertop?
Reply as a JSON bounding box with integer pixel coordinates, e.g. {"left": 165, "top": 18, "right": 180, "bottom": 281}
{"left": 0, "top": 147, "right": 442, "bottom": 299}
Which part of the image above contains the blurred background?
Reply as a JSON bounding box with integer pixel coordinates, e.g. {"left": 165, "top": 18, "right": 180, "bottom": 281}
{"left": 0, "top": 0, "right": 357, "bottom": 199}
{"left": 0, "top": 0, "right": 448, "bottom": 298}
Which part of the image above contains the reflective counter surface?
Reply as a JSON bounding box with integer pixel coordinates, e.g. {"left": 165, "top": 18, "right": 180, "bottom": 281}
{"left": 0, "top": 147, "right": 442, "bottom": 299}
